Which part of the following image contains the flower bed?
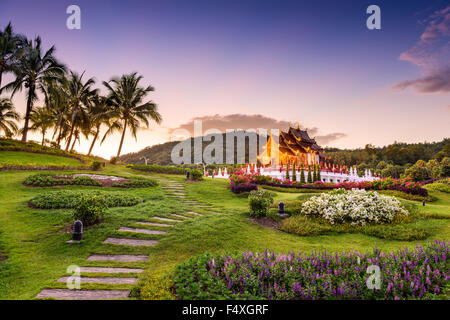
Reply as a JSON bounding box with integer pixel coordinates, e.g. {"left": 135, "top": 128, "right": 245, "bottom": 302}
{"left": 131, "top": 164, "right": 188, "bottom": 175}
{"left": 229, "top": 171, "right": 428, "bottom": 197}
{"left": 173, "top": 240, "right": 449, "bottom": 300}
{"left": 301, "top": 189, "right": 408, "bottom": 226}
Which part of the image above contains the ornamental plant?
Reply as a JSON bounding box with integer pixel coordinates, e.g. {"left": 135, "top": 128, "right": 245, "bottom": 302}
{"left": 307, "top": 166, "right": 312, "bottom": 183}
{"left": 300, "top": 164, "right": 305, "bottom": 183}
{"left": 292, "top": 163, "right": 297, "bottom": 182}
{"left": 248, "top": 189, "right": 274, "bottom": 217}
{"left": 301, "top": 189, "right": 408, "bottom": 226}
{"left": 173, "top": 240, "right": 449, "bottom": 300}
{"left": 73, "top": 194, "right": 107, "bottom": 226}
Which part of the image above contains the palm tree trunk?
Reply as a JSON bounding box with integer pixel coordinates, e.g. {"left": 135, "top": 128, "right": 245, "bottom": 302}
{"left": 65, "top": 110, "right": 78, "bottom": 151}
{"left": 0, "top": 70, "right": 3, "bottom": 92}
{"left": 56, "top": 124, "right": 63, "bottom": 148}
{"left": 117, "top": 118, "right": 127, "bottom": 157}
{"left": 70, "top": 134, "right": 77, "bottom": 152}
{"left": 88, "top": 126, "right": 100, "bottom": 156}
{"left": 21, "top": 83, "right": 34, "bottom": 142}
{"left": 41, "top": 131, "right": 46, "bottom": 146}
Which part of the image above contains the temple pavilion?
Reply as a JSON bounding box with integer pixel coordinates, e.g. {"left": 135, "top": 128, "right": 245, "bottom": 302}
{"left": 258, "top": 125, "right": 326, "bottom": 168}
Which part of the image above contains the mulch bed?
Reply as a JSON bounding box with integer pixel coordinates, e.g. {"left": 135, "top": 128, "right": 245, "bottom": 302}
{"left": 250, "top": 216, "right": 280, "bottom": 229}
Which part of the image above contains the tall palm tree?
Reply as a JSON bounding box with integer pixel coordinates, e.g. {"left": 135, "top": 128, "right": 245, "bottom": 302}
{"left": 87, "top": 95, "right": 121, "bottom": 156}
{"left": 103, "top": 72, "right": 161, "bottom": 157}
{"left": 3, "top": 36, "right": 65, "bottom": 142}
{"left": 63, "top": 71, "right": 97, "bottom": 151}
{"left": 29, "top": 106, "right": 53, "bottom": 145}
{"left": 0, "top": 22, "right": 25, "bottom": 91}
{"left": 0, "top": 97, "right": 19, "bottom": 137}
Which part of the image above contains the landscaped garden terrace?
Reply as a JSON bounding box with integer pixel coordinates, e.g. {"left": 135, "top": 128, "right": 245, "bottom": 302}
{"left": 0, "top": 161, "right": 448, "bottom": 300}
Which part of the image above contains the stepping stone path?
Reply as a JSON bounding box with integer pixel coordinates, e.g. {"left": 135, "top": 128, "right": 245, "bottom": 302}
{"left": 57, "top": 277, "right": 138, "bottom": 284}
{"left": 136, "top": 221, "right": 173, "bottom": 227}
{"left": 35, "top": 179, "right": 214, "bottom": 300}
{"left": 119, "top": 227, "right": 166, "bottom": 235}
{"left": 36, "top": 289, "right": 131, "bottom": 300}
{"left": 103, "top": 238, "right": 158, "bottom": 247}
{"left": 87, "top": 254, "right": 148, "bottom": 262}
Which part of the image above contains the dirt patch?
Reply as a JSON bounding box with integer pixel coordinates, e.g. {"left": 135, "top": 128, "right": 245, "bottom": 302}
{"left": 251, "top": 216, "right": 280, "bottom": 229}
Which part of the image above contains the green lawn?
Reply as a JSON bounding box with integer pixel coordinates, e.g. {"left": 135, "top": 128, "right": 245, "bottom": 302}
{"left": 0, "top": 151, "right": 83, "bottom": 168}
{"left": 0, "top": 164, "right": 448, "bottom": 299}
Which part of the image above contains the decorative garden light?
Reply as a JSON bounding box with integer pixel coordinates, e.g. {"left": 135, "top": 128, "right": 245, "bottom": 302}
{"left": 72, "top": 220, "right": 83, "bottom": 241}
{"left": 278, "top": 201, "right": 285, "bottom": 214}
{"left": 186, "top": 171, "right": 190, "bottom": 180}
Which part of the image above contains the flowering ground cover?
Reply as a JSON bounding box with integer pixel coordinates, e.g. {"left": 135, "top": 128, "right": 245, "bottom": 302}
{"left": 229, "top": 170, "right": 429, "bottom": 197}
{"left": 173, "top": 240, "right": 449, "bottom": 300}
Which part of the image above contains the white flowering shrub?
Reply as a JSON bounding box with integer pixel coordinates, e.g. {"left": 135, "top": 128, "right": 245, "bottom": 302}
{"left": 301, "top": 189, "right": 408, "bottom": 226}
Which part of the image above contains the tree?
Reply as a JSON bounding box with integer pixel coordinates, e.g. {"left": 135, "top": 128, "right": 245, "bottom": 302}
{"left": 62, "top": 71, "right": 97, "bottom": 151}
{"left": 103, "top": 72, "right": 161, "bottom": 157}
{"left": 292, "top": 162, "right": 296, "bottom": 182}
{"left": 3, "top": 36, "right": 65, "bottom": 142}
{"left": 87, "top": 95, "right": 121, "bottom": 156}
{"left": 317, "top": 164, "right": 321, "bottom": 181}
{"left": 0, "top": 22, "right": 25, "bottom": 91}
{"left": 313, "top": 164, "right": 317, "bottom": 182}
{"left": 307, "top": 165, "right": 312, "bottom": 183}
{"left": 285, "top": 162, "right": 290, "bottom": 180}
{"left": 0, "top": 97, "right": 19, "bottom": 137}
{"left": 404, "top": 160, "right": 431, "bottom": 181}
{"left": 29, "top": 106, "right": 53, "bottom": 145}
{"left": 300, "top": 163, "right": 305, "bottom": 183}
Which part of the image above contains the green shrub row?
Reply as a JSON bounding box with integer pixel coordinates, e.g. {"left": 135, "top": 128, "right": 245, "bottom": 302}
{"left": 131, "top": 164, "right": 188, "bottom": 175}
{"left": 29, "top": 190, "right": 142, "bottom": 209}
{"left": 112, "top": 177, "right": 158, "bottom": 188}
{"left": 24, "top": 173, "right": 101, "bottom": 187}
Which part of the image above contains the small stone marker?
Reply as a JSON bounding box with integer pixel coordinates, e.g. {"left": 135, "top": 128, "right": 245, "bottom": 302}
{"left": 186, "top": 171, "right": 190, "bottom": 180}
{"left": 278, "top": 202, "right": 285, "bottom": 214}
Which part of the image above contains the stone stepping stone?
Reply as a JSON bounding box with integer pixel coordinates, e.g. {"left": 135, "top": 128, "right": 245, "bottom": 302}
{"left": 187, "top": 211, "right": 203, "bottom": 216}
{"left": 103, "top": 238, "right": 158, "bottom": 247}
{"left": 57, "top": 276, "right": 138, "bottom": 284}
{"left": 171, "top": 214, "right": 190, "bottom": 219}
{"left": 119, "top": 227, "right": 166, "bottom": 235}
{"left": 35, "top": 289, "right": 130, "bottom": 300}
{"left": 136, "top": 221, "right": 173, "bottom": 227}
{"left": 79, "top": 266, "right": 143, "bottom": 273}
{"left": 86, "top": 254, "right": 149, "bottom": 262}
{"left": 152, "top": 217, "right": 179, "bottom": 222}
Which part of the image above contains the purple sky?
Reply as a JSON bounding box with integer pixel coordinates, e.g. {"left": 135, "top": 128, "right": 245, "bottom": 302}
{"left": 1, "top": 0, "right": 449, "bottom": 158}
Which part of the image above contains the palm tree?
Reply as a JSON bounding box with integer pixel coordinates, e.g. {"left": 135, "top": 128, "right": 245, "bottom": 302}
{"left": 3, "top": 36, "right": 65, "bottom": 142}
{"left": 0, "top": 97, "right": 19, "bottom": 137}
{"left": 86, "top": 95, "right": 121, "bottom": 156}
{"left": 103, "top": 72, "right": 161, "bottom": 157}
{"left": 29, "top": 106, "right": 53, "bottom": 145}
{"left": 0, "top": 22, "right": 25, "bottom": 91}
{"left": 63, "top": 71, "right": 97, "bottom": 151}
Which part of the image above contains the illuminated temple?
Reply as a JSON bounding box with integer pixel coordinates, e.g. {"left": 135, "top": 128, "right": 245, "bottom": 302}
{"left": 258, "top": 125, "right": 326, "bottom": 167}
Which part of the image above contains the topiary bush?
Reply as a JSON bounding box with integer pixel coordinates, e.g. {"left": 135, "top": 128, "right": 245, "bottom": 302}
{"left": 248, "top": 189, "right": 274, "bottom": 217}
{"left": 189, "top": 169, "right": 203, "bottom": 181}
{"left": 73, "top": 194, "right": 107, "bottom": 226}
{"left": 91, "top": 160, "right": 102, "bottom": 171}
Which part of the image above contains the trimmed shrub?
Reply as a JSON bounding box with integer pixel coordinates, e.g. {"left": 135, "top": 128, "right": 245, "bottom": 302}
{"left": 29, "top": 190, "right": 142, "bottom": 209}
{"left": 189, "top": 169, "right": 203, "bottom": 181}
{"left": 91, "top": 160, "right": 102, "bottom": 171}
{"left": 248, "top": 189, "right": 274, "bottom": 217}
{"left": 230, "top": 183, "right": 257, "bottom": 194}
{"left": 73, "top": 194, "right": 107, "bottom": 226}
{"left": 112, "top": 177, "right": 158, "bottom": 188}
{"left": 132, "top": 164, "right": 188, "bottom": 175}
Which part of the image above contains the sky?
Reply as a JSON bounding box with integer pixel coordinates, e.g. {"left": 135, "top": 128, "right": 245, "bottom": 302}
{"left": 0, "top": 0, "right": 449, "bottom": 159}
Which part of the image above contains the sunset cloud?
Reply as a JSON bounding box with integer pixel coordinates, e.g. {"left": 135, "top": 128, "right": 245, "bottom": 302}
{"left": 393, "top": 5, "right": 450, "bottom": 93}
{"left": 169, "top": 114, "right": 346, "bottom": 145}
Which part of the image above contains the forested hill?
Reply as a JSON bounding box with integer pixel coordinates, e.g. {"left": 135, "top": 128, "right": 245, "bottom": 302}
{"left": 119, "top": 134, "right": 449, "bottom": 167}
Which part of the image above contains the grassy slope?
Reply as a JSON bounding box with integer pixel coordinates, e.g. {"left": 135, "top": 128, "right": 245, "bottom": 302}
{"left": 0, "top": 165, "right": 448, "bottom": 299}
{"left": 0, "top": 151, "right": 82, "bottom": 167}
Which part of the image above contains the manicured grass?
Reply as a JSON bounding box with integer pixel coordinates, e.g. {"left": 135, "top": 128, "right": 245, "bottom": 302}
{"left": 0, "top": 151, "right": 83, "bottom": 168}
{"left": 0, "top": 165, "right": 449, "bottom": 300}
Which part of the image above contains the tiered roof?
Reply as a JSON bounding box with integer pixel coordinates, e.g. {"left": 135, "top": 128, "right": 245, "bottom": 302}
{"left": 278, "top": 126, "right": 324, "bottom": 157}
